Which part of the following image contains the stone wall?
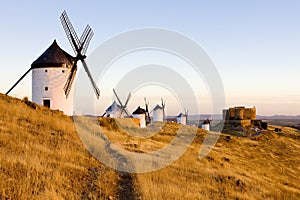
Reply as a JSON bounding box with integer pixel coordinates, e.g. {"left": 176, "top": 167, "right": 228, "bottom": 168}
{"left": 224, "top": 119, "right": 252, "bottom": 127}
{"left": 223, "top": 106, "right": 256, "bottom": 121}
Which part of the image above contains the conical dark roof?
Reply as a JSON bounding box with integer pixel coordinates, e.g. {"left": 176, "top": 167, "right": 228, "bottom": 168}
{"left": 106, "top": 101, "right": 122, "bottom": 112}
{"left": 31, "top": 40, "right": 74, "bottom": 68}
{"left": 202, "top": 119, "right": 210, "bottom": 125}
{"left": 132, "top": 106, "right": 146, "bottom": 115}
{"left": 153, "top": 104, "right": 163, "bottom": 110}
{"left": 177, "top": 113, "right": 186, "bottom": 118}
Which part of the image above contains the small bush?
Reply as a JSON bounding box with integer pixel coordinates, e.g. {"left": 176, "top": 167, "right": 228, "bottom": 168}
{"left": 22, "top": 96, "right": 29, "bottom": 102}
{"left": 98, "top": 118, "right": 119, "bottom": 131}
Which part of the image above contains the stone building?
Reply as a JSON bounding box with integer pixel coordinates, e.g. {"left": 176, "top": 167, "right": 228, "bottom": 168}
{"left": 223, "top": 106, "right": 256, "bottom": 127}
{"left": 223, "top": 106, "right": 256, "bottom": 120}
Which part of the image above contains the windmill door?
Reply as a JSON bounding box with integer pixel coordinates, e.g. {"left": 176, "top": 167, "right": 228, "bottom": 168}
{"left": 43, "top": 99, "right": 50, "bottom": 108}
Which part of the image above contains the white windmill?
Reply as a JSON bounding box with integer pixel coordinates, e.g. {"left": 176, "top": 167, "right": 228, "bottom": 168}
{"left": 132, "top": 106, "right": 146, "bottom": 128}
{"left": 176, "top": 109, "right": 188, "bottom": 125}
{"left": 103, "top": 101, "right": 122, "bottom": 118}
{"left": 201, "top": 119, "right": 210, "bottom": 131}
{"left": 152, "top": 98, "right": 166, "bottom": 122}
{"left": 152, "top": 104, "right": 164, "bottom": 122}
{"left": 6, "top": 11, "right": 100, "bottom": 116}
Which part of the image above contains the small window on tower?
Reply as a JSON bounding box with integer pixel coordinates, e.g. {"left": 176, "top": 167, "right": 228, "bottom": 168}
{"left": 45, "top": 70, "right": 48, "bottom": 73}
{"left": 62, "top": 70, "right": 65, "bottom": 73}
{"left": 45, "top": 87, "right": 48, "bottom": 91}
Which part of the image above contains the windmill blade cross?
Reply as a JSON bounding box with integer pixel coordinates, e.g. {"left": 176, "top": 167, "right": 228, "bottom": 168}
{"left": 113, "top": 89, "right": 124, "bottom": 107}
{"left": 113, "top": 89, "right": 131, "bottom": 117}
{"left": 121, "top": 108, "right": 131, "bottom": 118}
{"left": 62, "top": 26, "right": 94, "bottom": 96}
{"left": 60, "top": 10, "right": 100, "bottom": 99}
{"left": 113, "top": 89, "right": 125, "bottom": 117}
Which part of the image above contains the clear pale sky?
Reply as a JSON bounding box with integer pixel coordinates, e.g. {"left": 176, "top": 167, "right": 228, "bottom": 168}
{"left": 1, "top": 1, "right": 300, "bottom": 116}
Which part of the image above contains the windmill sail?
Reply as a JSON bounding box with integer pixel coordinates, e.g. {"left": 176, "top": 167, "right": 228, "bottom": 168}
{"left": 161, "top": 98, "right": 166, "bottom": 121}
{"left": 63, "top": 65, "right": 78, "bottom": 98}
{"left": 113, "top": 88, "right": 131, "bottom": 118}
{"left": 80, "top": 25, "right": 94, "bottom": 55}
{"left": 60, "top": 11, "right": 80, "bottom": 53}
{"left": 82, "top": 60, "right": 100, "bottom": 98}
{"left": 144, "top": 97, "right": 151, "bottom": 124}
{"left": 60, "top": 10, "right": 100, "bottom": 99}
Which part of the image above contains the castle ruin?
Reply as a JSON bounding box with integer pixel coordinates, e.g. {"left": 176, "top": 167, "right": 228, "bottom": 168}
{"left": 223, "top": 106, "right": 256, "bottom": 127}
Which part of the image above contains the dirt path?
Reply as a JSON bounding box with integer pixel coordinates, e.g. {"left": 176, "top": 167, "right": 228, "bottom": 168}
{"left": 81, "top": 150, "right": 138, "bottom": 200}
{"left": 103, "top": 135, "right": 139, "bottom": 200}
{"left": 81, "top": 167, "right": 101, "bottom": 199}
{"left": 116, "top": 172, "right": 136, "bottom": 200}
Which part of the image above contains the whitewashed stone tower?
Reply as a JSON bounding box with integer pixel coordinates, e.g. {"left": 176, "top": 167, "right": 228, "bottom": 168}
{"left": 31, "top": 40, "right": 75, "bottom": 115}
{"left": 176, "top": 113, "right": 187, "bottom": 125}
{"left": 132, "top": 106, "right": 146, "bottom": 128}
{"left": 152, "top": 104, "right": 164, "bottom": 122}
{"left": 105, "top": 101, "right": 122, "bottom": 118}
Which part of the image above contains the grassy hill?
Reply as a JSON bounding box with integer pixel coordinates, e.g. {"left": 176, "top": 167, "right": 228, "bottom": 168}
{"left": 98, "top": 119, "right": 300, "bottom": 199}
{"left": 0, "top": 94, "right": 119, "bottom": 199}
{"left": 0, "top": 93, "right": 300, "bottom": 199}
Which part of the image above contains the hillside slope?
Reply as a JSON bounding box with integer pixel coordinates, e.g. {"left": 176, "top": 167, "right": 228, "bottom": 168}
{"left": 1, "top": 93, "right": 300, "bottom": 200}
{"left": 134, "top": 127, "right": 300, "bottom": 199}
{"left": 96, "top": 118, "right": 300, "bottom": 199}
{"left": 0, "top": 94, "right": 119, "bottom": 199}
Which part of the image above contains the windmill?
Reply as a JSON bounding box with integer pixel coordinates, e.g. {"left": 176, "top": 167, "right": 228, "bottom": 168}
{"left": 144, "top": 97, "right": 151, "bottom": 124}
{"left": 113, "top": 88, "right": 131, "bottom": 118}
{"left": 5, "top": 38, "right": 77, "bottom": 115}
{"left": 161, "top": 98, "right": 166, "bottom": 121}
{"left": 102, "top": 101, "right": 122, "bottom": 118}
{"left": 60, "top": 10, "right": 100, "bottom": 99}
{"left": 5, "top": 11, "right": 100, "bottom": 116}
{"left": 6, "top": 11, "right": 100, "bottom": 97}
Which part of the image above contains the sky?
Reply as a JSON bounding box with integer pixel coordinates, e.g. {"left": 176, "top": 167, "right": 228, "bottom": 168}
{"left": 1, "top": 1, "right": 300, "bottom": 116}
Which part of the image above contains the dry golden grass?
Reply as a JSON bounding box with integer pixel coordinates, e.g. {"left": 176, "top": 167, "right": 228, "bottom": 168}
{"left": 0, "top": 94, "right": 119, "bottom": 199}
{"left": 99, "top": 118, "right": 300, "bottom": 200}
{"left": 1, "top": 93, "right": 300, "bottom": 200}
